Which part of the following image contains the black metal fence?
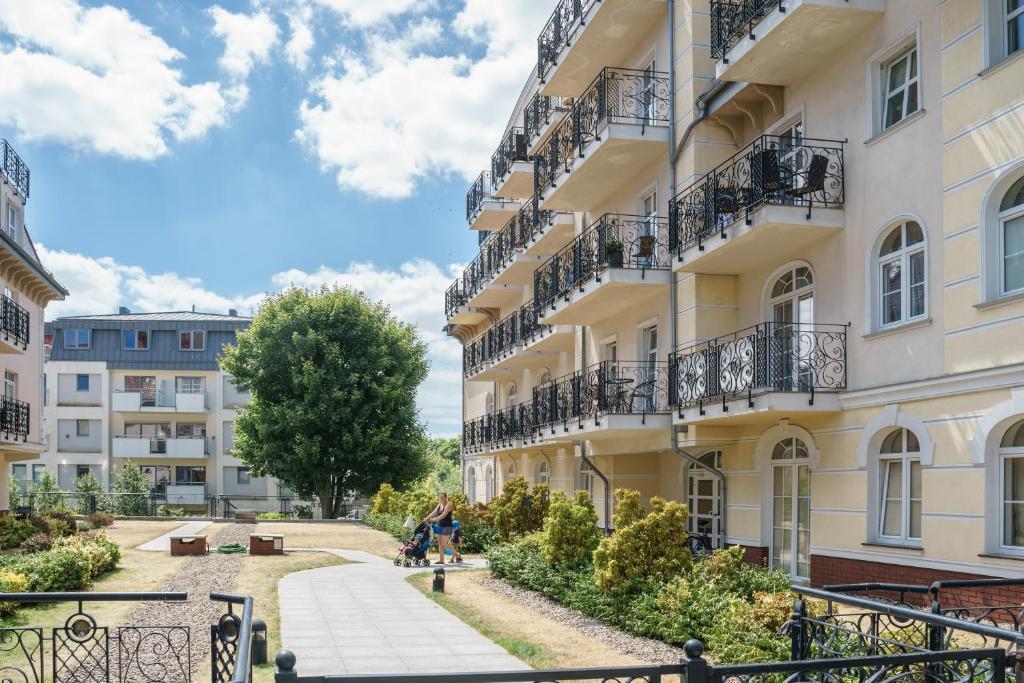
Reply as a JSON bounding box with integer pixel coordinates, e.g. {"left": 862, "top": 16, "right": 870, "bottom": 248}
{"left": 523, "top": 93, "right": 570, "bottom": 148}
{"left": 669, "top": 135, "right": 845, "bottom": 256}
{"left": 0, "top": 591, "right": 254, "bottom": 683}
{"left": 466, "top": 170, "right": 493, "bottom": 223}
{"left": 536, "top": 0, "right": 598, "bottom": 82}
{"left": 534, "top": 213, "right": 671, "bottom": 312}
{"left": 490, "top": 127, "right": 530, "bottom": 188}
{"left": 2, "top": 138, "right": 30, "bottom": 199}
{"left": 463, "top": 301, "right": 551, "bottom": 377}
{"left": 2, "top": 395, "right": 30, "bottom": 440}
{"left": 669, "top": 322, "right": 848, "bottom": 413}
{"left": 22, "top": 491, "right": 320, "bottom": 519}
{"left": 534, "top": 67, "right": 670, "bottom": 198}
{"left": 710, "top": 0, "right": 784, "bottom": 61}
{"left": 2, "top": 293, "right": 30, "bottom": 349}
{"left": 444, "top": 281, "right": 467, "bottom": 320}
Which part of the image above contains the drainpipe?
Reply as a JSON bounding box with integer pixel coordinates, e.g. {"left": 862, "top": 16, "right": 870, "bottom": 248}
{"left": 672, "top": 430, "right": 727, "bottom": 550}
{"left": 578, "top": 441, "right": 611, "bottom": 535}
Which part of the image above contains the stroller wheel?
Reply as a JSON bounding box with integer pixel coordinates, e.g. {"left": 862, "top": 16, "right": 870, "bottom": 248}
{"left": 403, "top": 559, "right": 412, "bottom": 567}
{"left": 393, "top": 557, "right": 401, "bottom": 566}
{"left": 422, "top": 558, "right": 431, "bottom": 566}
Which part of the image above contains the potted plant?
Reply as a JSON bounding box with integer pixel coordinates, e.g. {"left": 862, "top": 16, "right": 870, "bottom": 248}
{"left": 604, "top": 237, "right": 624, "bottom": 268}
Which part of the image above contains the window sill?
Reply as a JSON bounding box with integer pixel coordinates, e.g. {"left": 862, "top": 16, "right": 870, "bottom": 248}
{"left": 863, "top": 317, "right": 932, "bottom": 340}
{"left": 975, "top": 290, "right": 1024, "bottom": 311}
{"left": 862, "top": 541, "right": 923, "bottom": 552}
{"left": 864, "top": 110, "right": 926, "bottom": 147}
{"left": 978, "top": 552, "right": 1024, "bottom": 561}
{"left": 979, "top": 48, "right": 1024, "bottom": 79}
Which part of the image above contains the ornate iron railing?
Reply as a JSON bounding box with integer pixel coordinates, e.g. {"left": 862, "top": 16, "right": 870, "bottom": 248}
{"left": 537, "top": 0, "right": 598, "bottom": 82}
{"left": 1, "top": 294, "right": 30, "bottom": 349}
{"left": 669, "top": 322, "right": 847, "bottom": 412}
{"left": 669, "top": 135, "right": 845, "bottom": 255}
{"left": 524, "top": 93, "right": 570, "bottom": 148}
{"left": 490, "top": 127, "right": 530, "bottom": 189}
{"left": 534, "top": 213, "right": 671, "bottom": 312}
{"left": 466, "top": 170, "right": 493, "bottom": 223}
{"left": 710, "top": 0, "right": 786, "bottom": 61}
{"left": 535, "top": 67, "right": 670, "bottom": 199}
{"left": 210, "top": 592, "right": 254, "bottom": 683}
{"left": 2, "top": 138, "right": 30, "bottom": 199}
{"left": 444, "top": 281, "right": 467, "bottom": 320}
{"left": 462, "top": 301, "right": 552, "bottom": 378}
{"left": 461, "top": 414, "right": 490, "bottom": 453}
{"left": 1, "top": 395, "right": 30, "bottom": 440}
{"left": 533, "top": 360, "right": 670, "bottom": 432}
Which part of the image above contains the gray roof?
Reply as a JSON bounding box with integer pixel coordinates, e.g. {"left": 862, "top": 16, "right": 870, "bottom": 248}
{"left": 56, "top": 311, "right": 250, "bottom": 323}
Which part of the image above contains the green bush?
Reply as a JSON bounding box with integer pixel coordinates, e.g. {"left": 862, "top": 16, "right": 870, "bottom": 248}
{"left": 460, "top": 522, "right": 498, "bottom": 553}
{"left": 364, "top": 511, "right": 407, "bottom": 539}
{"left": 593, "top": 492, "right": 692, "bottom": 594}
{"left": 541, "top": 490, "right": 601, "bottom": 568}
{"left": 157, "top": 505, "right": 185, "bottom": 517}
{"left": 8, "top": 479, "right": 22, "bottom": 511}
{"left": 20, "top": 533, "right": 53, "bottom": 553}
{"left": 257, "top": 512, "right": 289, "bottom": 520}
{"left": 73, "top": 473, "right": 104, "bottom": 515}
{"left": 0, "top": 516, "right": 36, "bottom": 550}
{"left": 88, "top": 512, "right": 114, "bottom": 528}
{"left": 0, "top": 568, "right": 27, "bottom": 617}
{"left": 370, "top": 483, "right": 402, "bottom": 516}
{"left": 42, "top": 509, "right": 78, "bottom": 537}
{"left": 110, "top": 463, "right": 151, "bottom": 516}
{"left": 490, "top": 477, "right": 548, "bottom": 542}
{"left": 29, "top": 470, "right": 64, "bottom": 513}
{"left": 54, "top": 533, "right": 121, "bottom": 579}
{"left": 0, "top": 547, "right": 91, "bottom": 592}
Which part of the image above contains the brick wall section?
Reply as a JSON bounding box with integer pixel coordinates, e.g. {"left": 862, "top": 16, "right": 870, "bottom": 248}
{"left": 740, "top": 545, "right": 768, "bottom": 566}
{"left": 810, "top": 554, "right": 1024, "bottom": 609}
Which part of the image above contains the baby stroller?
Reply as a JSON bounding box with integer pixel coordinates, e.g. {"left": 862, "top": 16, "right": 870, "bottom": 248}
{"left": 394, "top": 521, "right": 432, "bottom": 567}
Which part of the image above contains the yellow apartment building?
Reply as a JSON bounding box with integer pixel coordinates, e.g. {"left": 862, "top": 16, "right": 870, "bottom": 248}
{"left": 444, "top": 0, "right": 1024, "bottom": 590}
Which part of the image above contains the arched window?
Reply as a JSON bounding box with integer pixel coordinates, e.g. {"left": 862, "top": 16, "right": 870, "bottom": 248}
{"left": 537, "top": 459, "right": 550, "bottom": 486}
{"left": 687, "top": 451, "right": 721, "bottom": 545}
{"left": 877, "top": 428, "right": 922, "bottom": 542}
{"left": 536, "top": 369, "right": 551, "bottom": 387}
{"left": 769, "top": 265, "right": 814, "bottom": 325}
{"left": 876, "top": 221, "right": 926, "bottom": 327}
{"left": 770, "top": 437, "right": 810, "bottom": 577}
{"left": 485, "top": 464, "right": 494, "bottom": 501}
{"left": 506, "top": 383, "right": 518, "bottom": 407}
{"left": 999, "top": 177, "right": 1024, "bottom": 296}
{"left": 1000, "top": 419, "right": 1024, "bottom": 549}
{"left": 467, "top": 466, "right": 477, "bottom": 504}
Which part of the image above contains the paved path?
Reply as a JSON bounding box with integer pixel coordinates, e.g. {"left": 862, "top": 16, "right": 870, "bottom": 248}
{"left": 137, "top": 520, "right": 213, "bottom": 551}
{"left": 279, "top": 549, "right": 530, "bottom": 676}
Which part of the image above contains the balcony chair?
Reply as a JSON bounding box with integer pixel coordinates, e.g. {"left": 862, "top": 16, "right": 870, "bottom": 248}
{"left": 750, "top": 148, "right": 783, "bottom": 198}
{"left": 786, "top": 153, "right": 830, "bottom": 219}
{"left": 630, "top": 234, "right": 657, "bottom": 268}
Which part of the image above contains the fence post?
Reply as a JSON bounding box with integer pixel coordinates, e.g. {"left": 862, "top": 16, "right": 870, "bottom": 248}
{"left": 684, "top": 640, "right": 709, "bottom": 683}
{"left": 274, "top": 650, "right": 297, "bottom": 683}
{"left": 928, "top": 594, "right": 946, "bottom": 652}
{"left": 789, "top": 597, "right": 807, "bottom": 660}
{"left": 88, "top": 493, "right": 97, "bottom": 516}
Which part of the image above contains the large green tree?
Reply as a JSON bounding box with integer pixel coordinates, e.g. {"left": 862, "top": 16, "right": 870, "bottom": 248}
{"left": 221, "top": 286, "right": 430, "bottom": 517}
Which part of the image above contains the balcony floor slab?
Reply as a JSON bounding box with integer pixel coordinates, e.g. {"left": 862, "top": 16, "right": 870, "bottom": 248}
{"left": 523, "top": 214, "right": 575, "bottom": 258}
{"left": 447, "top": 306, "right": 489, "bottom": 327}
{"left": 492, "top": 162, "right": 534, "bottom": 199}
{"left": 466, "top": 283, "right": 525, "bottom": 310}
{"left": 533, "top": 413, "right": 673, "bottom": 444}
{"left": 672, "top": 391, "right": 842, "bottom": 426}
{"left": 539, "top": 268, "right": 671, "bottom": 326}
{"left": 469, "top": 199, "right": 521, "bottom": 231}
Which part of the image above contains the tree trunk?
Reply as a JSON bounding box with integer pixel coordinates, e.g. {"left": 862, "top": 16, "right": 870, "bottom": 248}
{"left": 319, "top": 482, "right": 335, "bottom": 520}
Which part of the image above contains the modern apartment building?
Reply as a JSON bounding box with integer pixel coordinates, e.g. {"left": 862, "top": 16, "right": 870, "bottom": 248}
{"left": 447, "top": 0, "right": 1024, "bottom": 589}
{"left": 34, "top": 310, "right": 285, "bottom": 506}
{"left": 0, "top": 138, "right": 69, "bottom": 512}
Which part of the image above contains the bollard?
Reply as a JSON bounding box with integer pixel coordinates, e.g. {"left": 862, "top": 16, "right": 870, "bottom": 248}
{"left": 251, "top": 619, "right": 267, "bottom": 665}
{"left": 274, "top": 650, "right": 297, "bottom": 683}
{"left": 432, "top": 566, "right": 445, "bottom": 593}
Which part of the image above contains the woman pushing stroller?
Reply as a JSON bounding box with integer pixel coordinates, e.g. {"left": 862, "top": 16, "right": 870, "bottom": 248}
{"left": 424, "top": 492, "right": 463, "bottom": 564}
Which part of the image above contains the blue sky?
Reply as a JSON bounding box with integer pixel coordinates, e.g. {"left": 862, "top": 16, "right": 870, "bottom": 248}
{"left": 0, "top": 0, "right": 554, "bottom": 434}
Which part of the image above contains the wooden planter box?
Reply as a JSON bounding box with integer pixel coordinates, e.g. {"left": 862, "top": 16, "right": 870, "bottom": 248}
{"left": 250, "top": 534, "right": 284, "bottom": 556}
{"left": 170, "top": 536, "right": 207, "bottom": 556}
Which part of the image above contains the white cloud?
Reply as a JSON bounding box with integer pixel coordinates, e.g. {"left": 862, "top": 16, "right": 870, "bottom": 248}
{"left": 0, "top": 0, "right": 229, "bottom": 159}
{"left": 284, "top": 4, "right": 314, "bottom": 71}
{"left": 296, "top": 0, "right": 554, "bottom": 198}
{"left": 207, "top": 6, "right": 279, "bottom": 109}
{"left": 312, "top": 0, "right": 423, "bottom": 27}
{"left": 38, "top": 245, "right": 463, "bottom": 436}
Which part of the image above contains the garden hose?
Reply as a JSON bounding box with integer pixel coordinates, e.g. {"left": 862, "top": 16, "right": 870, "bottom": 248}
{"left": 213, "top": 543, "right": 248, "bottom": 554}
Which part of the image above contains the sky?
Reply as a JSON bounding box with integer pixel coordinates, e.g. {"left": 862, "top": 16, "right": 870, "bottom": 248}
{"left": 0, "top": 0, "right": 556, "bottom": 437}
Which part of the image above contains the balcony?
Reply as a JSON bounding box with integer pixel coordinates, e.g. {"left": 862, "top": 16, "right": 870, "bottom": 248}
{"left": 670, "top": 135, "right": 845, "bottom": 274}
{"left": 524, "top": 93, "right": 570, "bottom": 155}
{"left": 0, "top": 294, "right": 30, "bottom": 353}
{"left": 669, "top": 322, "right": 847, "bottom": 424}
{"left": 113, "top": 436, "right": 208, "bottom": 458}
{"left": 535, "top": 68, "right": 671, "bottom": 212}
{"left": 463, "top": 301, "right": 573, "bottom": 381}
{"left": 532, "top": 360, "right": 672, "bottom": 441}
{"left": 466, "top": 171, "right": 520, "bottom": 231}
{"left": 537, "top": 0, "right": 668, "bottom": 96}
{"left": 711, "top": 0, "right": 884, "bottom": 85}
{"left": 534, "top": 213, "right": 671, "bottom": 325}
{"left": 111, "top": 390, "right": 209, "bottom": 412}
{"left": 0, "top": 396, "right": 29, "bottom": 441}
{"left": 1, "top": 139, "right": 30, "bottom": 199}
{"left": 491, "top": 128, "right": 533, "bottom": 199}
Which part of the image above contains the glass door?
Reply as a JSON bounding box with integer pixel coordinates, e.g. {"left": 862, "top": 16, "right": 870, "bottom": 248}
{"left": 769, "top": 267, "right": 814, "bottom": 391}
{"left": 776, "top": 119, "right": 806, "bottom": 200}
{"left": 770, "top": 438, "right": 811, "bottom": 578}
{"left": 688, "top": 451, "right": 721, "bottom": 546}
{"left": 140, "top": 465, "right": 171, "bottom": 496}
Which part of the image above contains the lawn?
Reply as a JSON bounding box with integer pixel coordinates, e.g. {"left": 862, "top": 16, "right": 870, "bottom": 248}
{"left": 255, "top": 521, "right": 400, "bottom": 559}
{"left": 407, "top": 569, "right": 646, "bottom": 671}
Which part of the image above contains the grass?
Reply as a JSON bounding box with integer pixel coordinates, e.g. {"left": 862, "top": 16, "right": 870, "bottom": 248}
{"left": 407, "top": 569, "right": 646, "bottom": 671}
{"left": 254, "top": 521, "right": 400, "bottom": 559}
{"left": 232, "top": 550, "right": 350, "bottom": 683}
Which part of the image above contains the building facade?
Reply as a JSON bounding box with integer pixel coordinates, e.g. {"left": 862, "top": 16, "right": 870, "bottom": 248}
{"left": 32, "top": 310, "right": 285, "bottom": 506}
{"left": 0, "top": 138, "right": 68, "bottom": 512}
{"left": 448, "top": 0, "right": 1024, "bottom": 589}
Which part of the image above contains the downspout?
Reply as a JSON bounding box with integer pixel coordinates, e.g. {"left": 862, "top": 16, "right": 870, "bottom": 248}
{"left": 579, "top": 441, "right": 611, "bottom": 535}
{"left": 672, "top": 433, "right": 727, "bottom": 550}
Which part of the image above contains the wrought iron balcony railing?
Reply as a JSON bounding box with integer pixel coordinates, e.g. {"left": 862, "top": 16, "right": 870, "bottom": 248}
{"left": 534, "top": 360, "right": 670, "bottom": 431}
{"left": 710, "top": 0, "right": 784, "bottom": 61}
{"left": 669, "top": 322, "right": 848, "bottom": 412}
{"left": 444, "top": 281, "right": 468, "bottom": 320}
{"left": 524, "top": 93, "right": 570, "bottom": 146}
{"left": 534, "top": 213, "right": 671, "bottom": 312}
{"left": 1, "top": 139, "right": 30, "bottom": 199}
{"left": 1, "top": 294, "right": 30, "bottom": 349}
{"left": 463, "top": 301, "right": 551, "bottom": 377}
{"left": 669, "top": 135, "right": 845, "bottom": 254}
{"left": 534, "top": 67, "right": 670, "bottom": 198}
{"left": 1, "top": 396, "right": 30, "bottom": 440}
{"left": 466, "top": 170, "right": 493, "bottom": 223}
{"left": 537, "top": 0, "right": 599, "bottom": 81}
{"left": 491, "top": 127, "right": 530, "bottom": 188}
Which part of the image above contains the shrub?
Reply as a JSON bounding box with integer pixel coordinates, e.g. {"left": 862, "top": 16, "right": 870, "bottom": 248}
{"left": 370, "top": 483, "right": 402, "bottom": 516}
{"left": 257, "top": 512, "right": 289, "bottom": 520}
{"left": 8, "top": 479, "right": 22, "bottom": 511}
{"left": 42, "top": 509, "right": 79, "bottom": 537}
{"left": 30, "top": 470, "right": 64, "bottom": 513}
{"left": 593, "top": 492, "right": 691, "bottom": 594}
{"left": 157, "top": 505, "right": 185, "bottom": 517}
{"left": 110, "top": 463, "right": 151, "bottom": 516}
{"left": 364, "top": 511, "right": 407, "bottom": 539}
{"left": 612, "top": 488, "right": 645, "bottom": 528}
{"left": 20, "top": 533, "right": 53, "bottom": 553}
{"left": 491, "top": 477, "right": 548, "bottom": 542}
{"left": 88, "top": 512, "right": 114, "bottom": 528}
{"left": 54, "top": 533, "right": 121, "bottom": 579}
{"left": 0, "top": 568, "right": 27, "bottom": 617}
{"left": 2, "top": 547, "right": 92, "bottom": 592}
{"left": 0, "top": 516, "right": 36, "bottom": 550}
{"left": 460, "top": 522, "right": 498, "bottom": 553}
{"left": 73, "top": 473, "right": 104, "bottom": 515}
{"left": 541, "top": 490, "right": 601, "bottom": 568}
{"left": 292, "top": 503, "right": 313, "bottom": 519}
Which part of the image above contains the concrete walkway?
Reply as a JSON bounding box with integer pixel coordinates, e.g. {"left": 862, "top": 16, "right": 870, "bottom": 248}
{"left": 137, "top": 520, "right": 213, "bottom": 551}
{"left": 278, "top": 549, "right": 530, "bottom": 676}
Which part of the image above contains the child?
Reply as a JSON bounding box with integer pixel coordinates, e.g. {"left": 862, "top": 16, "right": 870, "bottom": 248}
{"left": 449, "top": 520, "right": 464, "bottom": 563}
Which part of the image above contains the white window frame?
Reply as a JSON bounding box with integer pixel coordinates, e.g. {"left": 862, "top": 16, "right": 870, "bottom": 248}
{"left": 876, "top": 429, "right": 922, "bottom": 544}
{"left": 76, "top": 374, "right": 90, "bottom": 392}
{"left": 866, "top": 25, "right": 922, "bottom": 140}
{"left": 881, "top": 45, "right": 920, "bottom": 131}
{"left": 537, "top": 459, "right": 550, "bottom": 486}
{"left": 122, "top": 330, "right": 150, "bottom": 351}
{"left": 506, "top": 382, "right": 518, "bottom": 408}
{"left": 76, "top": 419, "right": 90, "bottom": 437}
{"left": 179, "top": 330, "right": 206, "bottom": 351}
{"left": 984, "top": 0, "right": 1024, "bottom": 68}
{"left": 876, "top": 221, "right": 927, "bottom": 329}
{"left": 4, "top": 371, "right": 16, "bottom": 400}
{"left": 1001, "top": 450, "right": 1024, "bottom": 552}
{"left": 6, "top": 205, "right": 19, "bottom": 240}
{"left": 999, "top": 187, "right": 1024, "bottom": 296}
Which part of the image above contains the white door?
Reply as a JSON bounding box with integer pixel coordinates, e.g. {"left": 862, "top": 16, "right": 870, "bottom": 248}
{"left": 770, "top": 438, "right": 811, "bottom": 578}
{"left": 639, "top": 325, "right": 658, "bottom": 411}
{"left": 637, "top": 190, "right": 659, "bottom": 266}
{"left": 769, "top": 266, "right": 815, "bottom": 390}
{"left": 688, "top": 451, "right": 721, "bottom": 545}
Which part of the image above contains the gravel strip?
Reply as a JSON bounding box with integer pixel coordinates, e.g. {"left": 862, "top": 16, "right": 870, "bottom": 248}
{"left": 118, "top": 523, "right": 255, "bottom": 680}
{"left": 479, "top": 577, "right": 687, "bottom": 665}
